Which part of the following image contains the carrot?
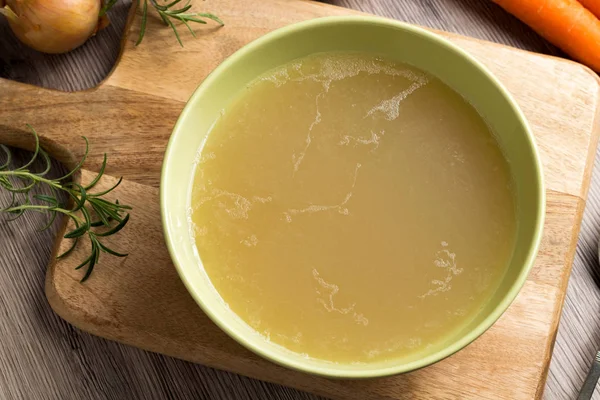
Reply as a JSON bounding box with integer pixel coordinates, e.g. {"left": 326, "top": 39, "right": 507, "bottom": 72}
{"left": 492, "top": 0, "right": 600, "bottom": 72}
{"left": 580, "top": 0, "right": 600, "bottom": 19}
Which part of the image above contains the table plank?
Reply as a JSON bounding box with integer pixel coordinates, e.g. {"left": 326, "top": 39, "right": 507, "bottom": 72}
{"left": 0, "top": 0, "right": 597, "bottom": 399}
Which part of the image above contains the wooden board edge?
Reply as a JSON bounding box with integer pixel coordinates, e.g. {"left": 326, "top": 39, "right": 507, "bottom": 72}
{"left": 43, "top": 168, "right": 91, "bottom": 328}
{"left": 45, "top": 269, "right": 114, "bottom": 338}
{"left": 0, "top": 125, "right": 83, "bottom": 175}
{"left": 45, "top": 214, "right": 78, "bottom": 322}
{"left": 534, "top": 87, "right": 600, "bottom": 398}
{"left": 577, "top": 71, "right": 600, "bottom": 204}
{"left": 96, "top": 3, "right": 138, "bottom": 89}
{"left": 535, "top": 195, "right": 586, "bottom": 399}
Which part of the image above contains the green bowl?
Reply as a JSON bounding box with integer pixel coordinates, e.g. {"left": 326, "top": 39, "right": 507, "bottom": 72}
{"left": 161, "top": 16, "right": 545, "bottom": 378}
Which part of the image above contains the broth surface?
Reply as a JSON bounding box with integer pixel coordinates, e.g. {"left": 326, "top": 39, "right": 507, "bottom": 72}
{"left": 190, "top": 53, "right": 516, "bottom": 363}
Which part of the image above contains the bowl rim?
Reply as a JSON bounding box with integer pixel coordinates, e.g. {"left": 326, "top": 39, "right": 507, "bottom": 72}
{"left": 160, "top": 15, "right": 546, "bottom": 378}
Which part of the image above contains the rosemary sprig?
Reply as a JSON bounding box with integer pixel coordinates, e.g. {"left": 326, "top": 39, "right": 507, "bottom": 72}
{"left": 136, "top": 0, "right": 224, "bottom": 46}
{"left": 0, "top": 126, "right": 131, "bottom": 282}
{"left": 100, "top": 0, "right": 223, "bottom": 46}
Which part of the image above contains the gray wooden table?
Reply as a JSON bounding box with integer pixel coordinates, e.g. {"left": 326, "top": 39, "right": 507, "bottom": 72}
{"left": 0, "top": 1, "right": 597, "bottom": 399}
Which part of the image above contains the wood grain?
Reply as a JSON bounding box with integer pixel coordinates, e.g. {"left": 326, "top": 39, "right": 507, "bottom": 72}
{"left": 1, "top": 0, "right": 600, "bottom": 399}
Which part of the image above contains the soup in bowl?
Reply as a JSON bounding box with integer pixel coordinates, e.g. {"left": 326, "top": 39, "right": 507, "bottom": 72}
{"left": 161, "top": 16, "right": 544, "bottom": 378}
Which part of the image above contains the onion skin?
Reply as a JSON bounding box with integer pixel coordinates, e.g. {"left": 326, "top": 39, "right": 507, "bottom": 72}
{"left": 2, "top": 0, "right": 101, "bottom": 54}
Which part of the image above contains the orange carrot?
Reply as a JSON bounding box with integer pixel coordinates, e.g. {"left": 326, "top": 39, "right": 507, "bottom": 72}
{"left": 580, "top": 0, "right": 600, "bottom": 19}
{"left": 492, "top": 0, "right": 600, "bottom": 72}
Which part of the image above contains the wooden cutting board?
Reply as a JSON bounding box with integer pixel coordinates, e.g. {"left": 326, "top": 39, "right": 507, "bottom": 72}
{"left": 1, "top": 0, "right": 599, "bottom": 399}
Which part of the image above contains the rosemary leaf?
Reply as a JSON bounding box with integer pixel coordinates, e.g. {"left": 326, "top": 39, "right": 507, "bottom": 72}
{"left": 57, "top": 237, "right": 78, "bottom": 259}
{"left": 35, "top": 150, "right": 52, "bottom": 177}
{"left": 57, "top": 136, "right": 88, "bottom": 181}
{"left": 96, "top": 213, "right": 130, "bottom": 237}
{"left": 84, "top": 154, "right": 107, "bottom": 190}
{"left": 88, "top": 177, "right": 124, "bottom": 198}
{"left": 136, "top": 0, "right": 149, "bottom": 46}
{"left": 0, "top": 145, "right": 11, "bottom": 170}
{"left": 33, "top": 194, "right": 59, "bottom": 206}
{"left": 39, "top": 211, "right": 58, "bottom": 232}
{"left": 99, "top": 0, "right": 118, "bottom": 17}
{"left": 97, "top": 241, "right": 128, "bottom": 257}
{"left": 74, "top": 254, "right": 93, "bottom": 271}
{"left": 16, "top": 125, "right": 40, "bottom": 171}
{"left": 194, "top": 12, "right": 223, "bottom": 24}
{"left": 164, "top": 15, "right": 183, "bottom": 46}
{"left": 64, "top": 223, "right": 88, "bottom": 239}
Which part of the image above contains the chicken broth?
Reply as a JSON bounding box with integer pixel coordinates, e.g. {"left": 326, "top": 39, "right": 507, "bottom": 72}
{"left": 190, "top": 53, "right": 516, "bottom": 363}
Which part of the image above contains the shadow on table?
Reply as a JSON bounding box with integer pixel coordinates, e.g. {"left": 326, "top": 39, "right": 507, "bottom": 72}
{"left": 0, "top": 2, "right": 131, "bottom": 91}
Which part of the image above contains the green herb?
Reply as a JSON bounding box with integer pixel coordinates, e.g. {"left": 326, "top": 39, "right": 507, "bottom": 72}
{"left": 137, "top": 0, "right": 223, "bottom": 46}
{"left": 99, "top": 0, "right": 119, "bottom": 17}
{"left": 101, "top": 0, "right": 223, "bottom": 47}
{"left": 0, "top": 126, "right": 131, "bottom": 282}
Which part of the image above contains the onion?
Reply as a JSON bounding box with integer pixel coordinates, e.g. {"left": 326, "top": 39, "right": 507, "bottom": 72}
{"left": 0, "top": 0, "right": 104, "bottom": 54}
